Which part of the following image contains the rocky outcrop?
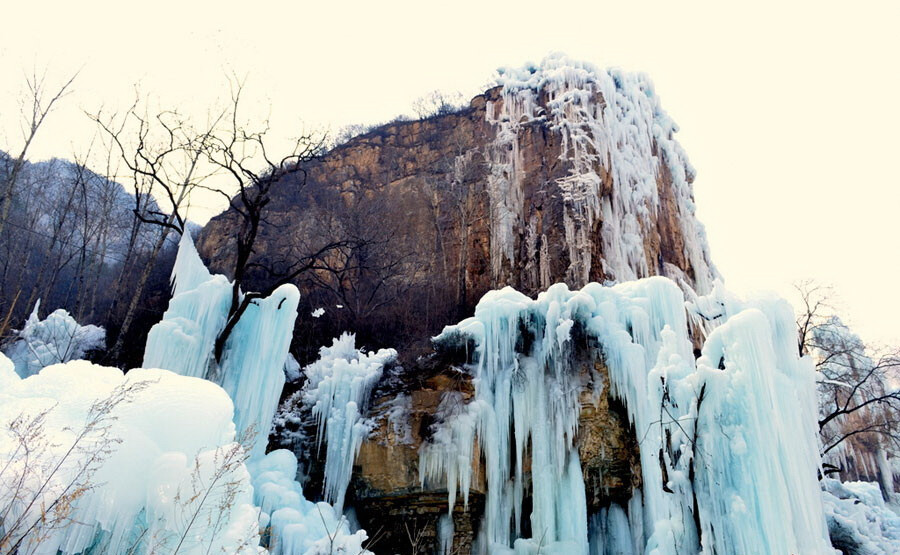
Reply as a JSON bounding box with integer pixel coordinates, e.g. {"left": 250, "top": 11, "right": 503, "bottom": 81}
{"left": 198, "top": 58, "right": 716, "bottom": 364}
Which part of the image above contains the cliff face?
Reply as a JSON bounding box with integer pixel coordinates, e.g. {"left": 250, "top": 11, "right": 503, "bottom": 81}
{"left": 198, "top": 57, "right": 716, "bottom": 361}
{"left": 201, "top": 56, "right": 718, "bottom": 552}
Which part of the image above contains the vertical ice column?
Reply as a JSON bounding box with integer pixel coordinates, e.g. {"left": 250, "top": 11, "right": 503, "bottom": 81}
{"left": 219, "top": 284, "right": 299, "bottom": 457}
{"left": 302, "top": 333, "right": 396, "bottom": 514}
{"left": 693, "top": 307, "right": 832, "bottom": 555}
{"left": 424, "top": 284, "right": 597, "bottom": 553}
{"left": 592, "top": 278, "right": 701, "bottom": 555}
{"left": 142, "top": 232, "right": 299, "bottom": 456}
{"left": 142, "top": 232, "right": 231, "bottom": 378}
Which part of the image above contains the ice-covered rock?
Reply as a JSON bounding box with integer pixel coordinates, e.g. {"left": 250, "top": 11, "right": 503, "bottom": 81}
{"left": 822, "top": 478, "right": 900, "bottom": 555}
{"left": 4, "top": 301, "right": 105, "bottom": 377}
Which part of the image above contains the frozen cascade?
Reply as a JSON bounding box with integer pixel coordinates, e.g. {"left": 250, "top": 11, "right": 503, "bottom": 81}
{"left": 692, "top": 305, "right": 831, "bottom": 554}
{"left": 141, "top": 232, "right": 370, "bottom": 553}
{"left": 301, "top": 332, "right": 397, "bottom": 513}
{"left": 422, "top": 276, "right": 834, "bottom": 554}
{"left": 485, "top": 54, "right": 716, "bottom": 292}
{"left": 144, "top": 231, "right": 298, "bottom": 456}
{"left": 218, "top": 283, "right": 299, "bottom": 457}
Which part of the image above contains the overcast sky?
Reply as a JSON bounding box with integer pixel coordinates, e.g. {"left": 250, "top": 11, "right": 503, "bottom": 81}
{"left": 2, "top": 0, "right": 898, "bottom": 346}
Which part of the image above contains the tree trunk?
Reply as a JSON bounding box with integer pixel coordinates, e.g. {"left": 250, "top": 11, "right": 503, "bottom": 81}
{"left": 107, "top": 227, "right": 171, "bottom": 363}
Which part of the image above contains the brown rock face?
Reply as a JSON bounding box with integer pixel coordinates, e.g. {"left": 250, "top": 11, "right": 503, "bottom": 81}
{"left": 198, "top": 81, "right": 715, "bottom": 363}
{"left": 578, "top": 362, "right": 643, "bottom": 511}
{"left": 349, "top": 364, "right": 486, "bottom": 553}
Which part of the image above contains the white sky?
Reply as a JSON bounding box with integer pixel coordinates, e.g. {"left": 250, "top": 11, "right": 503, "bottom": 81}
{"left": 2, "top": 0, "right": 898, "bottom": 346}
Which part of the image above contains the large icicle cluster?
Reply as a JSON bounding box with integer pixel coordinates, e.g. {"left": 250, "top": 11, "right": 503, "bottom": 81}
{"left": 301, "top": 333, "right": 397, "bottom": 513}
{"left": 141, "top": 232, "right": 371, "bottom": 553}
{"left": 4, "top": 301, "right": 105, "bottom": 377}
{"left": 143, "top": 232, "right": 297, "bottom": 456}
{"left": 486, "top": 54, "right": 716, "bottom": 291}
{"left": 0, "top": 355, "right": 262, "bottom": 554}
{"left": 422, "top": 276, "right": 834, "bottom": 554}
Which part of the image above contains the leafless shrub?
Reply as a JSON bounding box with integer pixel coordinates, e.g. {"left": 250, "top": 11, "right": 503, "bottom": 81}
{"left": 0, "top": 378, "right": 151, "bottom": 552}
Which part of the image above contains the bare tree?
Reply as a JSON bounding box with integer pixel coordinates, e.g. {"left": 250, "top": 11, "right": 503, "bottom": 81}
{"left": 304, "top": 191, "right": 414, "bottom": 328}
{"left": 201, "top": 79, "right": 343, "bottom": 363}
{"left": 0, "top": 70, "right": 78, "bottom": 237}
{"left": 412, "top": 90, "right": 465, "bottom": 120}
{"left": 795, "top": 281, "right": 900, "bottom": 491}
{"left": 92, "top": 98, "right": 222, "bottom": 361}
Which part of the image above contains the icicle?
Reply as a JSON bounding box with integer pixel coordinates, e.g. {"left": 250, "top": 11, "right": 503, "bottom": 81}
{"left": 424, "top": 275, "right": 833, "bottom": 554}
{"left": 438, "top": 512, "right": 455, "bottom": 555}
{"left": 302, "top": 332, "right": 396, "bottom": 513}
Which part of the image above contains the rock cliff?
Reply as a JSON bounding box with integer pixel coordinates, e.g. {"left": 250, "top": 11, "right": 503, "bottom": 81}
{"left": 199, "top": 57, "right": 716, "bottom": 358}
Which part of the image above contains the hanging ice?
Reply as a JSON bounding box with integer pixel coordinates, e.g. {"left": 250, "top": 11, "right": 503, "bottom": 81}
{"left": 421, "top": 276, "right": 834, "bottom": 554}
{"left": 691, "top": 300, "right": 832, "bottom": 554}
{"left": 302, "top": 332, "right": 397, "bottom": 513}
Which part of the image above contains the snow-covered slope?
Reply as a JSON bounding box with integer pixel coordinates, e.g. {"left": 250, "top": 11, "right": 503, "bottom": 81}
{"left": 0, "top": 355, "right": 262, "bottom": 554}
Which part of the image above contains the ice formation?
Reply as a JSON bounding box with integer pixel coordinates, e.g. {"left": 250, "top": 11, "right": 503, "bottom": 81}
{"left": 302, "top": 332, "right": 397, "bottom": 513}
{"left": 0, "top": 356, "right": 262, "bottom": 554}
{"left": 141, "top": 232, "right": 371, "bottom": 553}
{"left": 422, "top": 276, "right": 834, "bottom": 554}
{"left": 822, "top": 478, "right": 900, "bottom": 555}
{"left": 249, "top": 450, "right": 369, "bottom": 555}
{"left": 4, "top": 301, "right": 105, "bottom": 377}
{"left": 485, "top": 54, "right": 716, "bottom": 291}
{"left": 143, "top": 232, "right": 232, "bottom": 380}
{"left": 143, "top": 232, "right": 297, "bottom": 456}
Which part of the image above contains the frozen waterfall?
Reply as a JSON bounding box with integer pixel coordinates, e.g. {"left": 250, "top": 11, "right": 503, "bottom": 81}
{"left": 422, "top": 277, "right": 833, "bottom": 554}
